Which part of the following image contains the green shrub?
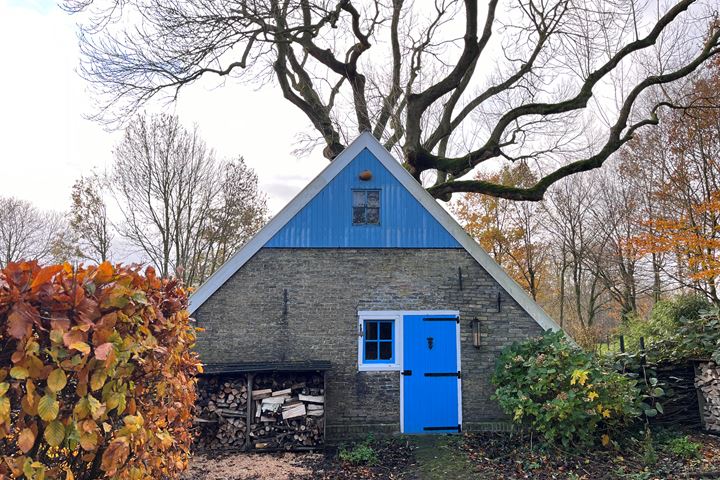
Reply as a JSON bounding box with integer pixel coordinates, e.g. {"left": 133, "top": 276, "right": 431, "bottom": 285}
{"left": 339, "top": 436, "right": 378, "bottom": 465}
{"left": 617, "top": 295, "right": 711, "bottom": 354}
{"left": 647, "top": 307, "right": 720, "bottom": 363}
{"left": 492, "top": 332, "right": 643, "bottom": 448}
{"left": 665, "top": 435, "right": 701, "bottom": 459}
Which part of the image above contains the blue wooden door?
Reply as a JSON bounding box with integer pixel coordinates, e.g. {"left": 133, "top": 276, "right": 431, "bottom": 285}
{"left": 403, "top": 314, "right": 460, "bottom": 433}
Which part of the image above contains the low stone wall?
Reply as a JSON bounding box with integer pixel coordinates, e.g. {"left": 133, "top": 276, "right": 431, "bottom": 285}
{"left": 695, "top": 361, "right": 720, "bottom": 433}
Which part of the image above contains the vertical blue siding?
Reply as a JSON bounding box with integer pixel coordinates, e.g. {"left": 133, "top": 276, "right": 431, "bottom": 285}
{"left": 266, "top": 148, "right": 461, "bottom": 248}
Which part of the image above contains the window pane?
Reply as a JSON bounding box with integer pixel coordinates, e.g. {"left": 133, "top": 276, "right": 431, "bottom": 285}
{"left": 367, "top": 190, "right": 380, "bottom": 207}
{"left": 379, "top": 321, "right": 392, "bottom": 340}
{"left": 366, "top": 207, "right": 380, "bottom": 224}
{"left": 353, "top": 207, "right": 366, "bottom": 224}
{"left": 352, "top": 190, "right": 367, "bottom": 207}
{"left": 366, "top": 321, "right": 378, "bottom": 340}
{"left": 379, "top": 341, "right": 392, "bottom": 360}
{"left": 365, "top": 341, "right": 378, "bottom": 360}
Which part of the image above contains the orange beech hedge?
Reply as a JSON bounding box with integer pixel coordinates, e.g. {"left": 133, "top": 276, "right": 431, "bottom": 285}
{"left": 0, "top": 261, "right": 202, "bottom": 479}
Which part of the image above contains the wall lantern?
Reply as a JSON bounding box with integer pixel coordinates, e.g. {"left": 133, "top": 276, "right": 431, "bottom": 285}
{"left": 471, "top": 317, "right": 481, "bottom": 349}
{"left": 359, "top": 170, "right": 373, "bottom": 181}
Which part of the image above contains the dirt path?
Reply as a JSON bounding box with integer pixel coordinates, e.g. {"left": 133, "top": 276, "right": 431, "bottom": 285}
{"left": 410, "top": 435, "right": 485, "bottom": 479}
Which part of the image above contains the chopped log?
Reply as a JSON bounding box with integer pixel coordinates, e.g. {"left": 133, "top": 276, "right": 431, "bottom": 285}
{"left": 272, "top": 388, "right": 292, "bottom": 397}
{"left": 298, "top": 394, "right": 324, "bottom": 404}
{"left": 253, "top": 389, "right": 272, "bottom": 399}
{"left": 282, "top": 403, "right": 307, "bottom": 419}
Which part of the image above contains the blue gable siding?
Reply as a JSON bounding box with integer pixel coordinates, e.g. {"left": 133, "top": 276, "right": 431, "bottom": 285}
{"left": 266, "top": 148, "right": 461, "bottom": 248}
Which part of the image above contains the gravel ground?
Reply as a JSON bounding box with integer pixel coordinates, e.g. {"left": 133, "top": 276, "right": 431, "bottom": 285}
{"left": 181, "top": 452, "right": 322, "bottom": 480}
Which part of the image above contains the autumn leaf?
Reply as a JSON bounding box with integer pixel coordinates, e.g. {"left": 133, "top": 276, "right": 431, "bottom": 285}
{"left": 47, "top": 369, "right": 67, "bottom": 393}
{"left": 38, "top": 394, "right": 60, "bottom": 421}
{"left": 69, "top": 342, "right": 91, "bottom": 355}
{"left": 44, "top": 420, "right": 66, "bottom": 447}
{"left": 94, "top": 342, "right": 114, "bottom": 361}
{"left": 94, "top": 261, "right": 114, "bottom": 284}
{"left": 101, "top": 438, "right": 130, "bottom": 475}
{"left": 90, "top": 370, "right": 107, "bottom": 392}
{"left": 0, "top": 396, "right": 10, "bottom": 420}
{"left": 62, "top": 329, "right": 85, "bottom": 348}
{"left": 10, "top": 366, "right": 29, "bottom": 380}
{"left": 7, "top": 309, "right": 31, "bottom": 340}
{"left": 18, "top": 428, "right": 36, "bottom": 453}
{"left": 30, "top": 265, "right": 64, "bottom": 292}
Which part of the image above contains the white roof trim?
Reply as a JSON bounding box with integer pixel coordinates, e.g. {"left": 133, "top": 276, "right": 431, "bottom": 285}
{"left": 188, "top": 132, "right": 562, "bottom": 333}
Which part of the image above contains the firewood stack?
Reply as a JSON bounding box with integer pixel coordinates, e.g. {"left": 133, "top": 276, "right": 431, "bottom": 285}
{"left": 250, "top": 372, "right": 324, "bottom": 450}
{"left": 195, "top": 376, "right": 249, "bottom": 450}
{"left": 695, "top": 361, "right": 720, "bottom": 432}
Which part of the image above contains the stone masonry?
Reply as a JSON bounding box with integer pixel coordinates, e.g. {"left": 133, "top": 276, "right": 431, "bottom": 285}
{"left": 193, "top": 248, "right": 544, "bottom": 441}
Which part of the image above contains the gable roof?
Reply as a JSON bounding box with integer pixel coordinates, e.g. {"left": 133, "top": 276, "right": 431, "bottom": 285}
{"left": 189, "top": 132, "right": 561, "bottom": 332}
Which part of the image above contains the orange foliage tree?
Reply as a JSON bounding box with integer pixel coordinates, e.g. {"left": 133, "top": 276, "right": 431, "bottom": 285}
{"left": 0, "top": 261, "right": 201, "bottom": 479}
{"left": 452, "top": 163, "right": 549, "bottom": 301}
{"left": 631, "top": 59, "right": 720, "bottom": 297}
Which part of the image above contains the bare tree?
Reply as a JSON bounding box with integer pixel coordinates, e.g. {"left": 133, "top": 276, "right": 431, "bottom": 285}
{"left": 65, "top": 0, "right": 720, "bottom": 200}
{"left": 544, "top": 176, "right": 609, "bottom": 329}
{"left": 195, "top": 159, "right": 268, "bottom": 282}
{"left": 70, "top": 174, "right": 113, "bottom": 263}
{"left": 0, "top": 197, "right": 70, "bottom": 267}
{"left": 111, "top": 113, "right": 267, "bottom": 285}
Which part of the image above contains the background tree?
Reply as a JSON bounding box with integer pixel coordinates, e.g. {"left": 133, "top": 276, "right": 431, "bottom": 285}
{"left": 195, "top": 159, "right": 268, "bottom": 282}
{"left": 70, "top": 174, "right": 113, "bottom": 263}
{"left": 65, "top": 0, "right": 720, "bottom": 200}
{"left": 111, "top": 113, "right": 267, "bottom": 286}
{"left": 453, "top": 163, "right": 548, "bottom": 300}
{"left": 0, "top": 196, "right": 70, "bottom": 267}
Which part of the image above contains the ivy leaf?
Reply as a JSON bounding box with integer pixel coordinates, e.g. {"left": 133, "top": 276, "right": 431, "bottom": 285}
{"left": 18, "top": 428, "right": 36, "bottom": 453}
{"left": 38, "top": 394, "right": 60, "bottom": 421}
{"left": 44, "top": 420, "right": 66, "bottom": 447}
{"left": 47, "top": 369, "right": 67, "bottom": 393}
{"left": 0, "top": 382, "right": 9, "bottom": 396}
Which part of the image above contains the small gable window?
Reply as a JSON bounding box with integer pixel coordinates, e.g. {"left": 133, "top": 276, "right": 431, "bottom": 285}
{"left": 352, "top": 189, "right": 380, "bottom": 225}
{"left": 363, "top": 319, "right": 394, "bottom": 363}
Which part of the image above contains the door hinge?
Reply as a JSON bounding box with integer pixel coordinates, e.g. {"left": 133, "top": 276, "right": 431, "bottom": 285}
{"left": 424, "top": 371, "right": 461, "bottom": 378}
{"left": 401, "top": 370, "right": 412, "bottom": 376}
{"left": 423, "top": 425, "right": 462, "bottom": 432}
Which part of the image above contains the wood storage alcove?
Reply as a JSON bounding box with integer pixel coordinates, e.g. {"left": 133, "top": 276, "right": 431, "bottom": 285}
{"left": 194, "top": 361, "right": 331, "bottom": 452}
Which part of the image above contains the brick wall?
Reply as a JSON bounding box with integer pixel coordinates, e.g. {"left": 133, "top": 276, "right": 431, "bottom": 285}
{"left": 193, "top": 248, "right": 544, "bottom": 441}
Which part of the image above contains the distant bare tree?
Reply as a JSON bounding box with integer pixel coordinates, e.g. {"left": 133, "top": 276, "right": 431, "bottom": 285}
{"left": 0, "top": 197, "right": 70, "bottom": 267}
{"left": 195, "top": 159, "right": 268, "bottom": 281}
{"left": 70, "top": 174, "right": 113, "bottom": 263}
{"left": 66, "top": 0, "right": 720, "bottom": 200}
{"left": 111, "top": 113, "right": 267, "bottom": 285}
{"left": 545, "top": 177, "right": 609, "bottom": 329}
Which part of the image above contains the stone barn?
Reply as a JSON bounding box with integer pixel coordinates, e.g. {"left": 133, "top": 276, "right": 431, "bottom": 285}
{"left": 189, "top": 132, "right": 561, "bottom": 445}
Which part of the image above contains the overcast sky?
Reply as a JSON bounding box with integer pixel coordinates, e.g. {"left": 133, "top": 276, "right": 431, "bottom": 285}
{"left": 0, "top": 0, "right": 329, "bottom": 215}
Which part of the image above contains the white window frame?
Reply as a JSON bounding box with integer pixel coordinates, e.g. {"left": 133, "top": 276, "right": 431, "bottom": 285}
{"left": 357, "top": 312, "right": 402, "bottom": 371}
